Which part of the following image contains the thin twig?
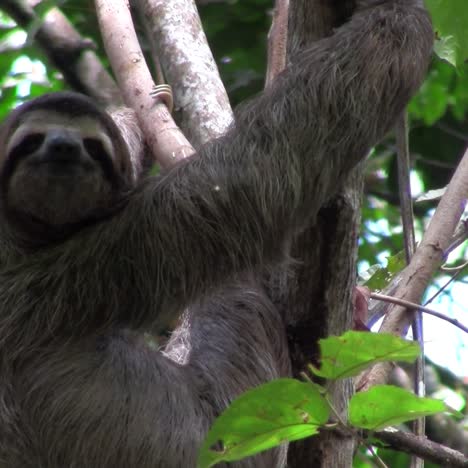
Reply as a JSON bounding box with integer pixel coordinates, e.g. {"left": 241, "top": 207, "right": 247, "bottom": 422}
{"left": 424, "top": 267, "right": 465, "bottom": 305}
{"left": 366, "top": 445, "right": 389, "bottom": 468}
{"left": 395, "top": 112, "right": 424, "bottom": 466}
{"left": 371, "top": 292, "right": 468, "bottom": 334}
{"left": 441, "top": 260, "right": 468, "bottom": 272}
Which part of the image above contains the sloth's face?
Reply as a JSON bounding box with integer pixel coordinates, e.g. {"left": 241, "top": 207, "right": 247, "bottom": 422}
{"left": 3, "top": 110, "right": 122, "bottom": 227}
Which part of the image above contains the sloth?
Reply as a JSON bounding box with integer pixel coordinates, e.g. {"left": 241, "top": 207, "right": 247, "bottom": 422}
{"left": 0, "top": 1, "right": 433, "bottom": 467}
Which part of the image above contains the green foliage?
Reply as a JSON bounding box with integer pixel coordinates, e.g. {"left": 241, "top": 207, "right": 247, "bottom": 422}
{"left": 198, "top": 332, "right": 446, "bottom": 467}
{"left": 361, "top": 251, "right": 406, "bottom": 291}
{"left": 310, "top": 331, "right": 420, "bottom": 380}
{"left": 433, "top": 35, "right": 457, "bottom": 67}
{"left": 199, "top": 0, "right": 271, "bottom": 104}
{"left": 349, "top": 385, "right": 447, "bottom": 430}
{"left": 426, "top": 0, "right": 468, "bottom": 64}
{"left": 198, "top": 379, "right": 329, "bottom": 467}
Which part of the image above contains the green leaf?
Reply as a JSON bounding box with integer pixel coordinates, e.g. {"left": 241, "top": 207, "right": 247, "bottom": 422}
{"left": 432, "top": 387, "right": 466, "bottom": 412}
{"left": 433, "top": 36, "right": 457, "bottom": 67}
{"left": 415, "top": 187, "right": 446, "bottom": 203}
{"left": 362, "top": 251, "right": 405, "bottom": 291}
{"left": 197, "top": 379, "right": 329, "bottom": 467}
{"left": 311, "top": 331, "right": 420, "bottom": 380}
{"left": 426, "top": 0, "right": 468, "bottom": 65}
{"left": 349, "top": 385, "right": 447, "bottom": 430}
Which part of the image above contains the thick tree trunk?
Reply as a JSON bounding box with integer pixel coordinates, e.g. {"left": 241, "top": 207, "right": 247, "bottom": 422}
{"left": 284, "top": 1, "right": 360, "bottom": 466}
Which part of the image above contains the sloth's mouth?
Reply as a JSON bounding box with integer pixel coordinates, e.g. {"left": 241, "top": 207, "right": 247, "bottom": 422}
{"left": 30, "top": 150, "right": 95, "bottom": 174}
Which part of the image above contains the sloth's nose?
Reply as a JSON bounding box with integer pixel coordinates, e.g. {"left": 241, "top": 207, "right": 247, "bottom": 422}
{"left": 43, "top": 130, "right": 82, "bottom": 162}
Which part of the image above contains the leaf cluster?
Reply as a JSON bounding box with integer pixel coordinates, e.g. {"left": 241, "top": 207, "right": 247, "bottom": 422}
{"left": 198, "top": 331, "right": 452, "bottom": 467}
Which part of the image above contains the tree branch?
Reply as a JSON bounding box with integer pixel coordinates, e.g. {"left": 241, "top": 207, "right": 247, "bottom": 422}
{"left": 360, "top": 146, "right": 468, "bottom": 390}
{"left": 367, "top": 217, "right": 468, "bottom": 326}
{"left": 285, "top": 1, "right": 356, "bottom": 466}
{"left": 370, "top": 292, "right": 468, "bottom": 334}
{"left": 134, "top": 0, "right": 233, "bottom": 147}
{"left": 265, "top": 0, "right": 289, "bottom": 88}
{"left": 95, "top": 0, "right": 194, "bottom": 166}
{"left": 374, "top": 429, "right": 468, "bottom": 467}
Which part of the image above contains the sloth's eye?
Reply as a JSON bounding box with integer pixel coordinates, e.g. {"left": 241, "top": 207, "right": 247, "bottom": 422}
{"left": 83, "top": 138, "right": 110, "bottom": 161}
{"left": 13, "top": 133, "right": 45, "bottom": 156}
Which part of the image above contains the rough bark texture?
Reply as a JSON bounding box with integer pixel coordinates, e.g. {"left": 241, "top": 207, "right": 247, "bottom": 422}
{"left": 138, "top": 0, "right": 234, "bottom": 148}
{"left": 96, "top": 0, "right": 195, "bottom": 167}
{"left": 285, "top": 1, "right": 360, "bottom": 466}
